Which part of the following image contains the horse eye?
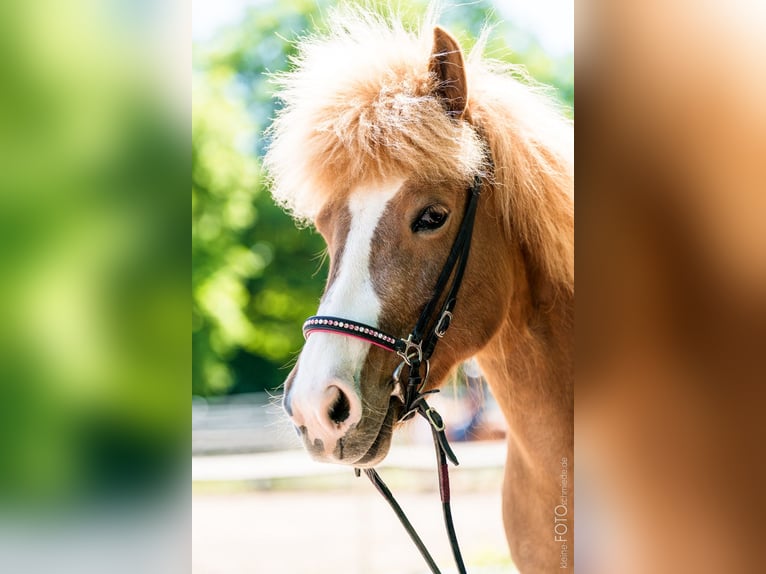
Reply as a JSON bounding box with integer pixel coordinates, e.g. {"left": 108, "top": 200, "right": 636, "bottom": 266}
{"left": 412, "top": 206, "right": 449, "bottom": 233}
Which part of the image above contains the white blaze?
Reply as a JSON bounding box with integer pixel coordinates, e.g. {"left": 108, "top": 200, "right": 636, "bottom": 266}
{"left": 291, "top": 178, "right": 402, "bottom": 401}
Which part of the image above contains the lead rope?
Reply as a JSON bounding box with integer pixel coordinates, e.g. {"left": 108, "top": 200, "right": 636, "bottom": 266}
{"left": 356, "top": 398, "right": 466, "bottom": 574}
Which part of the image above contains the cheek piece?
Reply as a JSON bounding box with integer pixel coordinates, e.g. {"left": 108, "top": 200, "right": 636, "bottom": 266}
{"left": 301, "top": 173, "right": 483, "bottom": 574}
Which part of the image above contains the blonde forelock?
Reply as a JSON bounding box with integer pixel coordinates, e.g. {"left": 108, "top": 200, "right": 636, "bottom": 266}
{"left": 265, "top": 6, "right": 573, "bottom": 289}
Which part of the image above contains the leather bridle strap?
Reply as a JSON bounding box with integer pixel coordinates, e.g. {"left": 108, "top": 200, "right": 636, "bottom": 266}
{"left": 412, "top": 174, "right": 482, "bottom": 359}
{"left": 301, "top": 173, "right": 484, "bottom": 574}
{"left": 399, "top": 174, "right": 481, "bottom": 420}
{"left": 358, "top": 400, "right": 466, "bottom": 574}
{"left": 302, "top": 316, "right": 405, "bottom": 354}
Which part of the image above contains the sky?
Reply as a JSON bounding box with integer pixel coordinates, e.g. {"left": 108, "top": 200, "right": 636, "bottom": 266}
{"left": 192, "top": 0, "right": 574, "bottom": 57}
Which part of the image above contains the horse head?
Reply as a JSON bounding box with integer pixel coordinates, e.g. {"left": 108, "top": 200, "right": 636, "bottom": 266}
{"left": 272, "top": 27, "right": 510, "bottom": 467}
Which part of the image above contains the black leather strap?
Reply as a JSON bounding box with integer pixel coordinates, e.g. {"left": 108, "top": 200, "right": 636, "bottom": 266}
{"left": 358, "top": 176, "right": 482, "bottom": 573}
{"left": 362, "top": 468, "right": 442, "bottom": 574}
{"left": 302, "top": 172, "right": 484, "bottom": 574}
{"left": 358, "top": 398, "right": 467, "bottom": 574}
{"left": 412, "top": 174, "right": 482, "bottom": 352}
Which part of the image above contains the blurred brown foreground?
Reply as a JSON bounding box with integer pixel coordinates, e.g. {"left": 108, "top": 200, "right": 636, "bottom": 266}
{"left": 577, "top": 1, "right": 766, "bottom": 572}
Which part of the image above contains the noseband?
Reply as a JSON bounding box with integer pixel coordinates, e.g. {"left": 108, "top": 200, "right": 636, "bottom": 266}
{"left": 301, "top": 174, "right": 483, "bottom": 574}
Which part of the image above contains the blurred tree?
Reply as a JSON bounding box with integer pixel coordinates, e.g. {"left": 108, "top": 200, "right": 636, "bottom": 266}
{"left": 192, "top": 0, "right": 573, "bottom": 395}
{"left": 0, "top": 0, "right": 187, "bottom": 505}
{"left": 192, "top": 68, "right": 327, "bottom": 396}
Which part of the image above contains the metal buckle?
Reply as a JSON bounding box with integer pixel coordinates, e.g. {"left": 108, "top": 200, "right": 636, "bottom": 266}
{"left": 390, "top": 360, "right": 406, "bottom": 400}
{"left": 393, "top": 358, "right": 431, "bottom": 422}
{"left": 390, "top": 358, "right": 430, "bottom": 399}
{"left": 434, "top": 310, "right": 453, "bottom": 339}
{"left": 396, "top": 334, "right": 422, "bottom": 366}
{"left": 399, "top": 408, "right": 418, "bottom": 422}
{"left": 392, "top": 360, "right": 406, "bottom": 383}
{"left": 425, "top": 407, "right": 445, "bottom": 432}
{"left": 391, "top": 359, "right": 430, "bottom": 401}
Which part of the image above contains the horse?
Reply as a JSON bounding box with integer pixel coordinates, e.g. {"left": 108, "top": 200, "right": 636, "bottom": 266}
{"left": 265, "top": 9, "right": 573, "bottom": 573}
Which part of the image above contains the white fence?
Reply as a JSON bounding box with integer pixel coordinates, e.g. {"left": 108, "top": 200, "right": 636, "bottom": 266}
{"left": 192, "top": 393, "right": 302, "bottom": 455}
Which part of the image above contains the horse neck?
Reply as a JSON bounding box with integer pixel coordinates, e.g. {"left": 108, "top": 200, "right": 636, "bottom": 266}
{"left": 475, "top": 260, "right": 574, "bottom": 466}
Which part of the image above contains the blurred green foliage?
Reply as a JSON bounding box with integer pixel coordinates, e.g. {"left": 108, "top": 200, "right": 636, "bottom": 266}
{"left": 0, "top": 0, "right": 186, "bottom": 510}
{"left": 192, "top": 0, "right": 574, "bottom": 396}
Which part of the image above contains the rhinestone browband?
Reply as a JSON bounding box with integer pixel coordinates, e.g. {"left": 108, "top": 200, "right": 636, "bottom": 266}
{"left": 302, "top": 316, "right": 405, "bottom": 353}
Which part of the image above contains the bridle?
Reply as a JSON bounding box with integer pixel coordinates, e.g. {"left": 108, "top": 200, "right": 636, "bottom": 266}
{"left": 301, "top": 173, "right": 484, "bottom": 574}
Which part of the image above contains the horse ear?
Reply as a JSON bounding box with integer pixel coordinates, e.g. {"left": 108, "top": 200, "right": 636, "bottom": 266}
{"left": 429, "top": 26, "right": 468, "bottom": 118}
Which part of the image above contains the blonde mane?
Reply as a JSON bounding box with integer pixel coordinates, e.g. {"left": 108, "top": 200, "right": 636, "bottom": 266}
{"left": 265, "top": 7, "right": 573, "bottom": 289}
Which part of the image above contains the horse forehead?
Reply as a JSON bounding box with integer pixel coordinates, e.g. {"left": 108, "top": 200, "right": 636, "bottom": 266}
{"left": 320, "top": 177, "right": 404, "bottom": 302}
{"left": 317, "top": 179, "right": 403, "bottom": 236}
{"left": 323, "top": 178, "right": 404, "bottom": 258}
{"left": 347, "top": 178, "right": 404, "bottom": 228}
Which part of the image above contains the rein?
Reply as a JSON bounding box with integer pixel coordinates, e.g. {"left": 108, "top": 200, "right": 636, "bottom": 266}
{"left": 302, "top": 174, "right": 483, "bottom": 574}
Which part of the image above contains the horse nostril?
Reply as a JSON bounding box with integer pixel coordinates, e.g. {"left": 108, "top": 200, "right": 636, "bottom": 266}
{"left": 328, "top": 386, "right": 351, "bottom": 425}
